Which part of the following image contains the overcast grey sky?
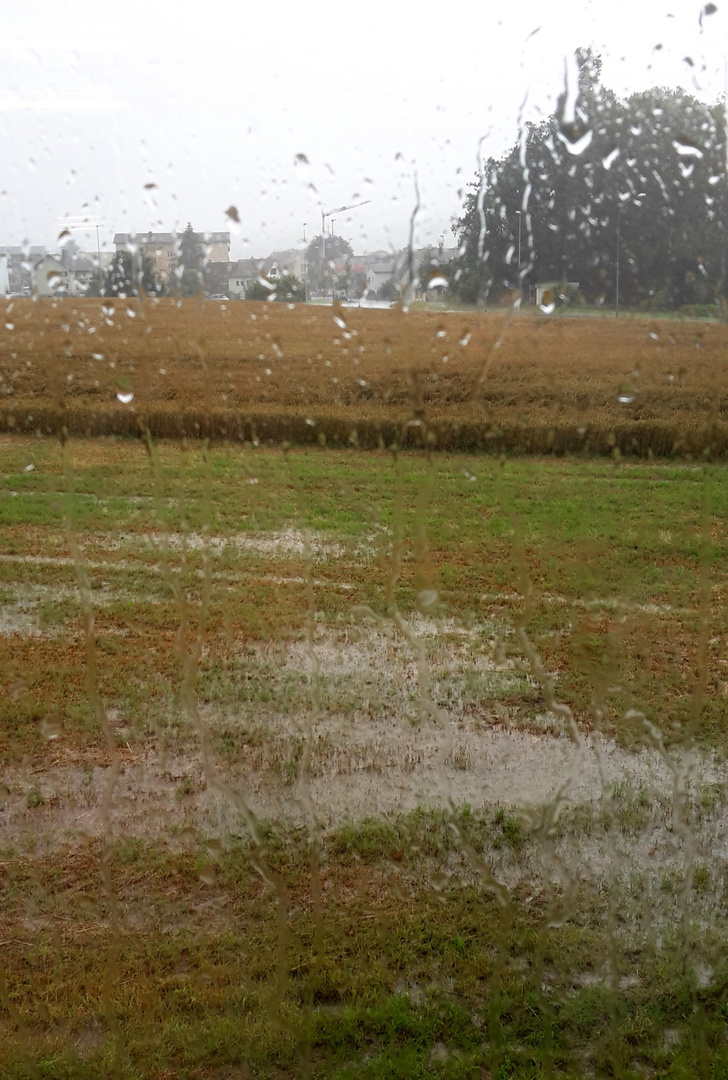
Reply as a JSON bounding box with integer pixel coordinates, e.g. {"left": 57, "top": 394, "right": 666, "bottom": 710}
{"left": 0, "top": 0, "right": 725, "bottom": 258}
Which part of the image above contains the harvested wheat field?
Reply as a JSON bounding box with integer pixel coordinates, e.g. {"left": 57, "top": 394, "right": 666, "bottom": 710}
{"left": 1, "top": 296, "right": 727, "bottom": 455}
{"left": 2, "top": 302, "right": 728, "bottom": 1077}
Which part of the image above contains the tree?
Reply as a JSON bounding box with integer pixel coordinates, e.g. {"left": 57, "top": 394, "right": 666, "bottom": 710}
{"left": 244, "top": 279, "right": 276, "bottom": 301}
{"left": 177, "top": 222, "right": 204, "bottom": 297}
{"left": 105, "top": 251, "right": 136, "bottom": 298}
{"left": 418, "top": 247, "right": 450, "bottom": 296}
{"left": 450, "top": 48, "right": 727, "bottom": 310}
{"left": 141, "top": 255, "right": 165, "bottom": 297}
{"left": 245, "top": 274, "right": 306, "bottom": 302}
{"left": 273, "top": 274, "right": 306, "bottom": 302}
{"left": 377, "top": 277, "right": 399, "bottom": 301}
{"left": 85, "top": 267, "right": 106, "bottom": 298}
{"left": 305, "top": 234, "right": 353, "bottom": 294}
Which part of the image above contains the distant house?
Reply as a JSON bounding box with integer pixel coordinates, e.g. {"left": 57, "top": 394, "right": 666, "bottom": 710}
{"left": 0, "top": 246, "right": 45, "bottom": 294}
{"left": 114, "top": 233, "right": 176, "bottom": 280}
{"left": 268, "top": 248, "right": 305, "bottom": 281}
{"left": 202, "top": 232, "right": 231, "bottom": 263}
{"left": 535, "top": 281, "right": 579, "bottom": 308}
{"left": 113, "top": 231, "right": 230, "bottom": 283}
{"left": 32, "top": 255, "right": 74, "bottom": 296}
{"left": 30, "top": 249, "right": 97, "bottom": 296}
{"left": 228, "top": 258, "right": 262, "bottom": 299}
{"left": 227, "top": 256, "right": 290, "bottom": 299}
{"left": 59, "top": 248, "right": 95, "bottom": 290}
{"left": 366, "top": 262, "right": 396, "bottom": 296}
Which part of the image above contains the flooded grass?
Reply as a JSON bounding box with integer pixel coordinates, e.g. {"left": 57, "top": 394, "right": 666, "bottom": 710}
{"left": 1, "top": 432, "right": 727, "bottom": 1075}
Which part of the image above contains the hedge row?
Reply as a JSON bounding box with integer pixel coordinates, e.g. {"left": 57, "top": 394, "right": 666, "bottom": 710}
{"left": 0, "top": 403, "right": 725, "bottom": 458}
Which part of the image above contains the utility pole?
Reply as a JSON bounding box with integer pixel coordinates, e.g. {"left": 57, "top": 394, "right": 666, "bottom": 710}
{"left": 302, "top": 222, "right": 307, "bottom": 303}
{"left": 96, "top": 225, "right": 103, "bottom": 295}
{"left": 615, "top": 192, "right": 646, "bottom": 318}
{"left": 320, "top": 200, "right": 371, "bottom": 297}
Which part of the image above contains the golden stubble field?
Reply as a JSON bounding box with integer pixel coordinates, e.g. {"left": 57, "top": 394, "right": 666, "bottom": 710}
{"left": 1, "top": 297, "right": 727, "bottom": 453}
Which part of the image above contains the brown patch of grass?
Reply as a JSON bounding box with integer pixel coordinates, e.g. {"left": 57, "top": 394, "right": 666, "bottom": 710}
{"left": 1, "top": 298, "right": 727, "bottom": 455}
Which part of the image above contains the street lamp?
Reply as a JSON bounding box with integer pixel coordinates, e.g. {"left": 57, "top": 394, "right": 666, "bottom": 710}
{"left": 95, "top": 225, "right": 103, "bottom": 295}
{"left": 302, "top": 222, "right": 307, "bottom": 303}
{"left": 615, "top": 193, "right": 646, "bottom": 318}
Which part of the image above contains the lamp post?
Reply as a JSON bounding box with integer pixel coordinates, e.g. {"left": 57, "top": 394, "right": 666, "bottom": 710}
{"left": 95, "top": 225, "right": 103, "bottom": 295}
{"left": 302, "top": 223, "right": 307, "bottom": 303}
{"left": 615, "top": 193, "right": 646, "bottom": 318}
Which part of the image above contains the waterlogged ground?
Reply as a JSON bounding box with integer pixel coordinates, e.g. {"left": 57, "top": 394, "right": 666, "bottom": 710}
{"left": 2, "top": 435, "right": 728, "bottom": 1077}
{"left": 2, "top": 435, "right": 727, "bottom": 848}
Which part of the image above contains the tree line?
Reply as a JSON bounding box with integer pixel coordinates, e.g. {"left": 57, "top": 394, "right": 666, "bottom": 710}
{"left": 438, "top": 48, "right": 727, "bottom": 311}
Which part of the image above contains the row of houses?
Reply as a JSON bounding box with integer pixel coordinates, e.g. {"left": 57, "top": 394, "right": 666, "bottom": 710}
{"left": 0, "top": 245, "right": 103, "bottom": 297}
{"left": 110, "top": 233, "right": 402, "bottom": 298}
{"left": 2, "top": 231, "right": 459, "bottom": 299}
{"left": 113, "top": 231, "right": 231, "bottom": 281}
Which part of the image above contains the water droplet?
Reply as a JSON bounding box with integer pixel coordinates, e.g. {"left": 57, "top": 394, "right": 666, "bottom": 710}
{"left": 246, "top": 477, "right": 259, "bottom": 485}
{"left": 539, "top": 301, "right": 556, "bottom": 314}
{"left": 333, "top": 314, "right": 347, "bottom": 330}
{"left": 417, "top": 589, "right": 439, "bottom": 613}
{"left": 649, "top": 332, "right": 659, "bottom": 340}
{"left": 265, "top": 367, "right": 272, "bottom": 375}
{"left": 126, "top": 307, "right": 136, "bottom": 318}
{"left": 40, "top": 713, "right": 62, "bottom": 741}
{"left": 206, "top": 838, "right": 223, "bottom": 861}
{"left": 617, "top": 382, "right": 637, "bottom": 404}
{"left": 427, "top": 275, "right": 448, "bottom": 290}
{"left": 436, "top": 327, "right": 447, "bottom": 338}
{"left": 458, "top": 332, "right": 471, "bottom": 346}
{"left": 672, "top": 139, "right": 703, "bottom": 159}
{"left": 602, "top": 148, "right": 620, "bottom": 169}
{"left": 4, "top": 322, "right": 14, "bottom": 330}
{"left": 115, "top": 376, "right": 134, "bottom": 404}
{"left": 92, "top": 352, "right": 103, "bottom": 360}
{"left": 23, "top": 463, "right": 35, "bottom": 473}
{"left": 557, "top": 128, "right": 593, "bottom": 156}
{"left": 256, "top": 275, "right": 275, "bottom": 291}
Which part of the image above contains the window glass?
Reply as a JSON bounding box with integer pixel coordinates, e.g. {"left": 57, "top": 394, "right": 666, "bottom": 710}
{"left": 1, "top": 3, "right": 728, "bottom": 1076}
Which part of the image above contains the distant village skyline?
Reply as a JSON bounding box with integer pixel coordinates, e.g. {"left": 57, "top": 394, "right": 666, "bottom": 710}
{"left": 1, "top": 225, "right": 459, "bottom": 299}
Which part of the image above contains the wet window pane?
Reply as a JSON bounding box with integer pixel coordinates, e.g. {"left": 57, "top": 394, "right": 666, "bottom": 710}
{"left": 2, "top": 5, "right": 728, "bottom": 1077}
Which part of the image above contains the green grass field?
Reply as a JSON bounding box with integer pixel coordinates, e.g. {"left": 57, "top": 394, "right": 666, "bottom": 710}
{"left": 2, "top": 433, "right": 728, "bottom": 1077}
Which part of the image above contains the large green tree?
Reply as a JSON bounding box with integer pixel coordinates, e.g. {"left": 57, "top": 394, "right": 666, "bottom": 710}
{"left": 305, "top": 235, "right": 353, "bottom": 294}
{"left": 451, "top": 48, "right": 727, "bottom": 310}
{"left": 105, "top": 251, "right": 136, "bottom": 298}
{"left": 177, "top": 223, "right": 204, "bottom": 297}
